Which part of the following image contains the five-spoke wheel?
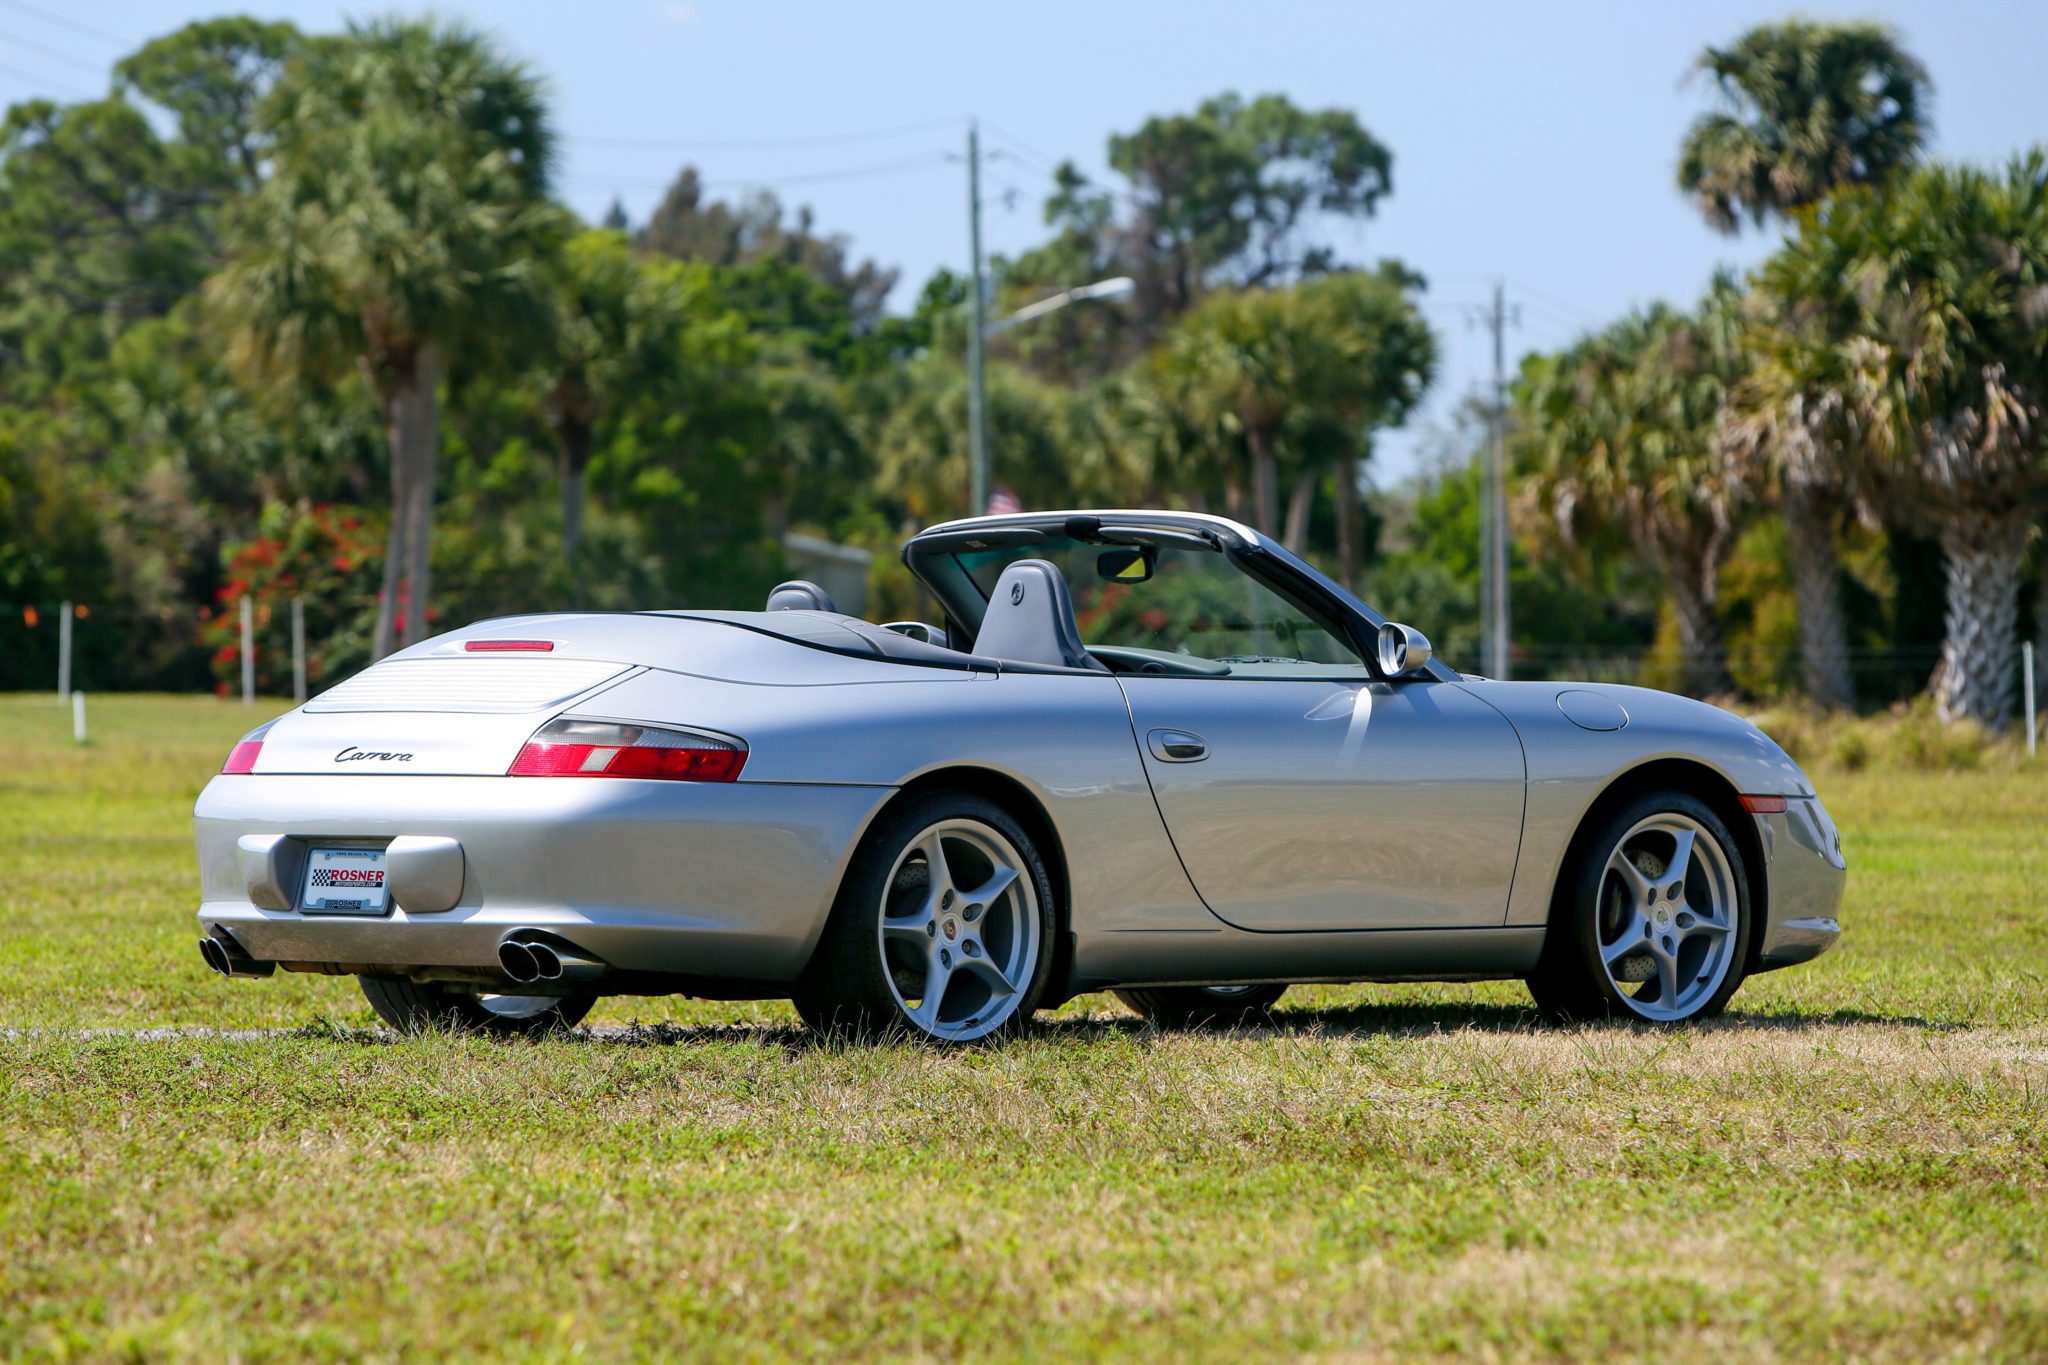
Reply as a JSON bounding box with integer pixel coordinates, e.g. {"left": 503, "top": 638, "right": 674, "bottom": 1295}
{"left": 1528, "top": 789, "right": 1752, "bottom": 1024}
{"left": 793, "top": 792, "right": 1056, "bottom": 1043}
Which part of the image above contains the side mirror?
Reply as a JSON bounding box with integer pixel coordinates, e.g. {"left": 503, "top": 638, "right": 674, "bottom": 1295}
{"left": 1375, "top": 622, "right": 1434, "bottom": 678}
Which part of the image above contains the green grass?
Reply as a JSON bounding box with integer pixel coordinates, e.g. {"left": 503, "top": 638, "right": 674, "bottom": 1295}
{"left": 3, "top": 693, "right": 2046, "bottom": 1360}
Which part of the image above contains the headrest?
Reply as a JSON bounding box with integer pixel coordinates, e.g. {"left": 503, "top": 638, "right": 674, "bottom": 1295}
{"left": 766, "top": 579, "right": 838, "bottom": 613}
{"left": 973, "top": 559, "right": 1104, "bottom": 671}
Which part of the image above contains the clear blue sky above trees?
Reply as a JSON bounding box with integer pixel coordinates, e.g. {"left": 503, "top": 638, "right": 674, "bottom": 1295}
{"left": 12, "top": 0, "right": 2046, "bottom": 482}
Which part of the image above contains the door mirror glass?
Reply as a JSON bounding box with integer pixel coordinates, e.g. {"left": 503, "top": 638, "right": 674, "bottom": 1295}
{"left": 1096, "top": 547, "right": 1155, "bottom": 583}
{"left": 1376, "top": 622, "right": 1434, "bottom": 678}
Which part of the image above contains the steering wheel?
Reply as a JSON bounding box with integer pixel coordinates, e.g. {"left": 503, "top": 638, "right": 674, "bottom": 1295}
{"left": 1086, "top": 646, "right": 1232, "bottom": 678}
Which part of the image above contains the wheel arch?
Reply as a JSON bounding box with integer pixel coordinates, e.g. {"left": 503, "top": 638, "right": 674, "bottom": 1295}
{"left": 847, "top": 765, "right": 1077, "bottom": 1006}
{"left": 1551, "top": 757, "right": 1770, "bottom": 972}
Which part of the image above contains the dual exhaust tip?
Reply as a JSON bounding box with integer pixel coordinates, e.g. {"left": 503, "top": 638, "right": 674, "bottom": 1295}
{"left": 497, "top": 933, "right": 606, "bottom": 985}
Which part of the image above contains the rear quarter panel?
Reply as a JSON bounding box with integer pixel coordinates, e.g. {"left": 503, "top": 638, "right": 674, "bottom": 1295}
{"left": 585, "top": 668, "right": 1218, "bottom": 937}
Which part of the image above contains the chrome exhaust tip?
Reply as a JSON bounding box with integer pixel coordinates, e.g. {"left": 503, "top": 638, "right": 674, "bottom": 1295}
{"left": 497, "top": 938, "right": 542, "bottom": 984}
{"left": 198, "top": 936, "right": 230, "bottom": 976}
{"left": 200, "top": 932, "right": 275, "bottom": 979}
{"left": 526, "top": 941, "right": 563, "bottom": 980}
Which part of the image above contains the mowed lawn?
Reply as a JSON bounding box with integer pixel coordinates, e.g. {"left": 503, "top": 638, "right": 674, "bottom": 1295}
{"left": 2, "top": 693, "right": 2045, "bottom": 1360}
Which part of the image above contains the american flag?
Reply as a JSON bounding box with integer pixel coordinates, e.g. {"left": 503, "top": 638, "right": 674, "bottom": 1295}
{"left": 986, "top": 486, "right": 1022, "bottom": 515}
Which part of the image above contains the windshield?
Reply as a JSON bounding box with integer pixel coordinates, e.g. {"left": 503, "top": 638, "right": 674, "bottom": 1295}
{"left": 953, "top": 535, "right": 1369, "bottom": 678}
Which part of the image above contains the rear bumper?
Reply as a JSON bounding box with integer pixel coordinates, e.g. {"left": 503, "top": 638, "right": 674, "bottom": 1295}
{"left": 194, "top": 775, "right": 892, "bottom": 982}
{"left": 1753, "top": 796, "right": 1847, "bottom": 972}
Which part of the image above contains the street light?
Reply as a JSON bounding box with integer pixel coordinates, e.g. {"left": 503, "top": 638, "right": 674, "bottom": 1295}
{"left": 967, "top": 276, "right": 1136, "bottom": 515}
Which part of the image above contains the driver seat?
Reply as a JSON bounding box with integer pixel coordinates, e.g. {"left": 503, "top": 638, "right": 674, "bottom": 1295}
{"left": 974, "top": 560, "right": 1106, "bottom": 671}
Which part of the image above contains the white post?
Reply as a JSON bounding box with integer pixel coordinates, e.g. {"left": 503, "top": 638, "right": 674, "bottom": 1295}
{"left": 291, "top": 597, "right": 307, "bottom": 703}
{"left": 2025, "top": 642, "right": 2037, "bottom": 759}
{"left": 57, "top": 600, "right": 72, "bottom": 701}
{"left": 239, "top": 595, "right": 255, "bottom": 706}
{"left": 72, "top": 691, "right": 85, "bottom": 744}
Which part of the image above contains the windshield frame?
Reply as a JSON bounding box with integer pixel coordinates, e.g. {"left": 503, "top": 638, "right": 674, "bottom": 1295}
{"left": 901, "top": 510, "right": 1459, "bottom": 683}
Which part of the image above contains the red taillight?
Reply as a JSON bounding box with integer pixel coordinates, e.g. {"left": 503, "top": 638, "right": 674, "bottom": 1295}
{"left": 466, "top": 639, "right": 555, "bottom": 652}
{"left": 1739, "top": 795, "right": 1789, "bottom": 814}
{"left": 508, "top": 719, "right": 746, "bottom": 782}
{"left": 221, "top": 721, "right": 276, "bottom": 774}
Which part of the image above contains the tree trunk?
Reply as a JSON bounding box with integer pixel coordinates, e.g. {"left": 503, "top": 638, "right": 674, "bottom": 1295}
{"left": 762, "top": 489, "right": 791, "bottom": 545}
{"left": 1336, "top": 458, "right": 1360, "bottom": 593}
{"left": 1282, "top": 469, "right": 1316, "bottom": 553}
{"left": 1248, "top": 425, "right": 1280, "bottom": 538}
{"left": 1784, "top": 481, "right": 1853, "bottom": 709}
{"left": 371, "top": 377, "right": 412, "bottom": 661}
{"left": 1933, "top": 513, "right": 2027, "bottom": 728}
{"left": 389, "top": 349, "right": 441, "bottom": 648}
{"left": 1667, "top": 534, "right": 1731, "bottom": 698}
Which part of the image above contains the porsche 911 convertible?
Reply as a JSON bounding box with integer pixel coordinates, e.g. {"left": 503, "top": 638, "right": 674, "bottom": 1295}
{"left": 193, "top": 509, "right": 1845, "bottom": 1040}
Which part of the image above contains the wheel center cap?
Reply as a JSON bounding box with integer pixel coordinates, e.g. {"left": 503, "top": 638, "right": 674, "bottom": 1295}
{"left": 1655, "top": 907, "right": 1669, "bottom": 924}
{"left": 942, "top": 919, "right": 958, "bottom": 941}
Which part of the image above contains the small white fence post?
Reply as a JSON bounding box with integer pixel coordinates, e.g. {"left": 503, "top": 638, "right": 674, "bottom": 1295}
{"left": 240, "top": 595, "right": 255, "bottom": 706}
{"left": 72, "top": 691, "right": 86, "bottom": 744}
{"left": 57, "top": 600, "right": 72, "bottom": 701}
{"left": 291, "top": 597, "right": 307, "bottom": 703}
{"left": 2025, "top": 642, "right": 2038, "bottom": 759}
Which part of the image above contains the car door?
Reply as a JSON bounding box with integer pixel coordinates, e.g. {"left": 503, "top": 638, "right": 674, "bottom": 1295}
{"left": 1120, "top": 673, "right": 1526, "bottom": 931}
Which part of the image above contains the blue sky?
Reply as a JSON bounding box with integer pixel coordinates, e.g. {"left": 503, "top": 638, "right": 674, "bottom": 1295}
{"left": 7, "top": 0, "right": 2048, "bottom": 483}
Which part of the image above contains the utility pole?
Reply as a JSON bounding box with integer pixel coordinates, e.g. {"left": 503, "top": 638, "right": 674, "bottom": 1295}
{"left": 965, "top": 119, "right": 989, "bottom": 519}
{"left": 1477, "top": 280, "right": 1518, "bottom": 680}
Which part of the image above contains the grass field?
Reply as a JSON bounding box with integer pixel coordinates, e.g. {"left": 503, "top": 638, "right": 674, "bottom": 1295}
{"left": 3, "top": 693, "right": 2045, "bottom": 1360}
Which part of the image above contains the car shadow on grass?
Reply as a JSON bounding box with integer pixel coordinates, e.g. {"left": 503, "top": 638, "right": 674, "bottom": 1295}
{"left": 551, "top": 1000, "right": 1959, "bottom": 1052}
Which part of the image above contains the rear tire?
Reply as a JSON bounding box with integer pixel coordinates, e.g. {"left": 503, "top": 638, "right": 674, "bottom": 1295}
{"left": 1526, "top": 788, "right": 1752, "bottom": 1025}
{"left": 356, "top": 975, "right": 595, "bottom": 1037}
{"left": 792, "top": 791, "right": 1057, "bottom": 1044}
{"left": 1116, "top": 983, "right": 1288, "bottom": 1029}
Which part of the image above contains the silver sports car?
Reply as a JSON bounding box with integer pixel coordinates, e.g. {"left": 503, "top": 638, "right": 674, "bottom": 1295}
{"left": 194, "top": 509, "right": 1845, "bottom": 1041}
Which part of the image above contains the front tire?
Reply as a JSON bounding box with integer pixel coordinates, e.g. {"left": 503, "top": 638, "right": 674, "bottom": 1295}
{"left": 1527, "top": 789, "right": 1752, "bottom": 1024}
{"left": 357, "top": 975, "right": 595, "bottom": 1037}
{"left": 792, "top": 792, "right": 1057, "bottom": 1043}
{"left": 1115, "top": 983, "right": 1288, "bottom": 1029}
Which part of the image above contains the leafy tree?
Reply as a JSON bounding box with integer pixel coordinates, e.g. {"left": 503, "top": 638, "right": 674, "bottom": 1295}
{"left": 1757, "top": 155, "right": 2048, "bottom": 726}
{"left": 1153, "top": 266, "right": 1433, "bottom": 547}
{"left": 535, "top": 230, "right": 685, "bottom": 568}
{"left": 1517, "top": 282, "right": 1754, "bottom": 697}
{"left": 641, "top": 168, "right": 898, "bottom": 333}
{"left": 1009, "top": 93, "right": 1393, "bottom": 366}
{"left": 1679, "top": 19, "right": 1929, "bottom": 233}
{"left": 208, "top": 16, "right": 566, "bottom": 655}
{"left": 114, "top": 17, "right": 304, "bottom": 195}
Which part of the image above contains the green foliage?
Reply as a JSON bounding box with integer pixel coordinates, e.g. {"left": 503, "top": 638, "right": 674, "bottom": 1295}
{"left": 201, "top": 504, "right": 384, "bottom": 695}
{"left": 1679, "top": 18, "right": 1930, "bottom": 233}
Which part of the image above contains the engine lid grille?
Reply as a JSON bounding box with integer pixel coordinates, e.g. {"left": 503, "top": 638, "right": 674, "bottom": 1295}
{"left": 305, "top": 657, "right": 631, "bottom": 713}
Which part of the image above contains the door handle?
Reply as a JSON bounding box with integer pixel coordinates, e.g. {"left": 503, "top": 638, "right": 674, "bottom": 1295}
{"left": 1147, "top": 728, "right": 1209, "bottom": 762}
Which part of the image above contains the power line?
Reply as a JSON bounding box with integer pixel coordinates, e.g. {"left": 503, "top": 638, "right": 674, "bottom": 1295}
{"left": 0, "top": 0, "right": 124, "bottom": 48}
{"left": 563, "top": 114, "right": 963, "bottom": 152}
{"left": 0, "top": 25, "right": 102, "bottom": 74}
{"left": 0, "top": 55, "right": 88, "bottom": 98}
{"left": 563, "top": 151, "right": 952, "bottom": 193}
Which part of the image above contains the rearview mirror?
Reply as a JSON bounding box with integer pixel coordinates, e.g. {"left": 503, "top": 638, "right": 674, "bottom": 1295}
{"left": 1376, "top": 622, "right": 1434, "bottom": 678}
{"left": 1097, "top": 547, "right": 1155, "bottom": 583}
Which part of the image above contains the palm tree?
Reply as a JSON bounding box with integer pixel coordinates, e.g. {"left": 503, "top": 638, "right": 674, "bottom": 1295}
{"left": 1518, "top": 283, "right": 1753, "bottom": 697}
{"left": 1757, "top": 155, "right": 2048, "bottom": 726}
{"left": 209, "top": 18, "right": 564, "bottom": 655}
{"left": 1679, "top": 19, "right": 1929, "bottom": 232}
{"left": 1680, "top": 18, "right": 1930, "bottom": 707}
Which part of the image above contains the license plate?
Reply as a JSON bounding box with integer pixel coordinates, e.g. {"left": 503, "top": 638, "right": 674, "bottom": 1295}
{"left": 301, "top": 846, "right": 390, "bottom": 915}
